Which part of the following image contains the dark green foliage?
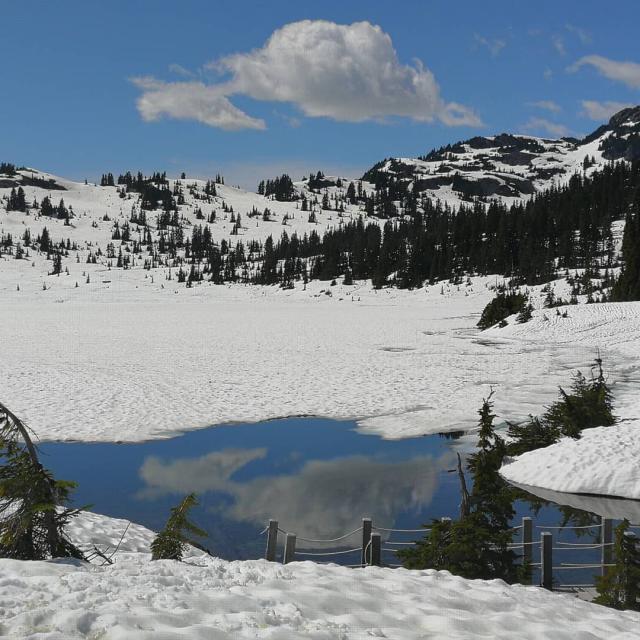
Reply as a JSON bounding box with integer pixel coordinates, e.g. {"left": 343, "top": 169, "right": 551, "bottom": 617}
{"left": 595, "top": 520, "right": 640, "bottom": 611}
{"left": 467, "top": 395, "right": 515, "bottom": 534}
{"left": 507, "top": 357, "right": 615, "bottom": 454}
{"left": 0, "top": 403, "right": 84, "bottom": 560}
{"left": 260, "top": 174, "right": 296, "bottom": 201}
{"left": 544, "top": 357, "right": 615, "bottom": 438}
{"left": 477, "top": 291, "right": 528, "bottom": 329}
{"left": 181, "top": 159, "right": 639, "bottom": 290}
{"left": 401, "top": 363, "right": 617, "bottom": 584}
{"left": 151, "top": 493, "right": 206, "bottom": 561}
{"left": 398, "top": 512, "right": 518, "bottom": 581}
{"left": 0, "top": 162, "right": 16, "bottom": 176}
{"left": 399, "top": 395, "right": 520, "bottom": 582}
{"left": 98, "top": 159, "right": 640, "bottom": 292}
{"left": 37, "top": 227, "right": 52, "bottom": 253}
{"left": 506, "top": 416, "right": 560, "bottom": 456}
{"left": 612, "top": 204, "right": 640, "bottom": 301}
{"left": 7, "top": 187, "right": 26, "bottom": 212}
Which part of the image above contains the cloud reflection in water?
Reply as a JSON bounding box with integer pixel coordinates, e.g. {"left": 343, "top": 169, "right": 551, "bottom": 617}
{"left": 138, "top": 447, "right": 455, "bottom": 547}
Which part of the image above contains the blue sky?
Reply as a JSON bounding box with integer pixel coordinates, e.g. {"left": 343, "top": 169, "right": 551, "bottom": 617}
{"left": 1, "top": 1, "right": 639, "bottom": 188}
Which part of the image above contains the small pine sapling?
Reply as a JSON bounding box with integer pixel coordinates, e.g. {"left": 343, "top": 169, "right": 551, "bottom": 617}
{"left": 151, "top": 493, "right": 206, "bottom": 561}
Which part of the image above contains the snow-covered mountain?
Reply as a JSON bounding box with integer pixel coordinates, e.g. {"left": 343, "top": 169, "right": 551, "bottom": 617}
{"left": 0, "top": 105, "right": 637, "bottom": 297}
{"left": 362, "top": 105, "right": 640, "bottom": 209}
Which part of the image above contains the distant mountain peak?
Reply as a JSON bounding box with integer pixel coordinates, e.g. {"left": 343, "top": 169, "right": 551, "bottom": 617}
{"left": 609, "top": 105, "right": 640, "bottom": 128}
{"left": 362, "top": 104, "right": 640, "bottom": 208}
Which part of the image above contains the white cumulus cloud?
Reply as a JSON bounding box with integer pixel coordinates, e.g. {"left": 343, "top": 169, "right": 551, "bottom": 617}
{"left": 569, "top": 55, "right": 640, "bottom": 89}
{"left": 580, "top": 100, "right": 634, "bottom": 121}
{"left": 132, "top": 20, "right": 481, "bottom": 130}
{"left": 131, "top": 77, "right": 266, "bottom": 131}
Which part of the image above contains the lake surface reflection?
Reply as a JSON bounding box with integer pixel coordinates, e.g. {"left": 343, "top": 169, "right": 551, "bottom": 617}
{"left": 41, "top": 418, "right": 464, "bottom": 559}
{"left": 40, "top": 417, "right": 623, "bottom": 572}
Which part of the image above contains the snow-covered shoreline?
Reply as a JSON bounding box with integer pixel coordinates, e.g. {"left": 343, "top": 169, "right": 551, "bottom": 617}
{"left": 5, "top": 554, "right": 640, "bottom": 639}
{"left": 2, "top": 509, "right": 639, "bottom": 640}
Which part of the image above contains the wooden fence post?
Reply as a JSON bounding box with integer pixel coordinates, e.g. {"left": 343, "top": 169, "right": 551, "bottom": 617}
{"left": 265, "top": 520, "right": 278, "bottom": 562}
{"left": 624, "top": 532, "right": 638, "bottom": 608}
{"left": 369, "top": 532, "right": 381, "bottom": 566}
{"left": 283, "top": 533, "right": 296, "bottom": 565}
{"left": 522, "top": 517, "right": 533, "bottom": 584}
{"left": 361, "top": 518, "right": 372, "bottom": 566}
{"left": 541, "top": 532, "right": 553, "bottom": 590}
{"left": 601, "top": 517, "right": 613, "bottom": 577}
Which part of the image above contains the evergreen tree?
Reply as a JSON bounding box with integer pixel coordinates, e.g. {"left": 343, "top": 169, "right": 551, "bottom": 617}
{"left": 262, "top": 174, "right": 296, "bottom": 201}
{"left": 477, "top": 291, "right": 528, "bottom": 329}
{"left": 7, "top": 187, "right": 26, "bottom": 212}
{"left": 507, "top": 357, "right": 615, "bottom": 454}
{"left": 0, "top": 402, "right": 84, "bottom": 560}
{"left": 151, "top": 493, "right": 206, "bottom": 561}
{"left": 612, "top": 206, "right": 640, "bottom": 301}
{"left": 346, "top": 181, "right": 357, "bottom": 204}
{"left": 544, "top": 356, "right": 615, "bottom": 438}
{"left": 595, "top": 520, "right": 640, "bottom": 611}
{"left": 399, "top": 395, "right": 519, "bottom": 582}
{"left": 515, "top": 299, "right": 533, "bottom": 323}
{"left": 40, "top": 196, "right": 54, "bottom": 217}
{"left": 51, "top": 253, "right": 62, "bottom": 275}
{"left": 39, "top": 227, "right": 51, "bottom": 253}
{"left": 0, "top": 162, "right": 16, "bottom": 176}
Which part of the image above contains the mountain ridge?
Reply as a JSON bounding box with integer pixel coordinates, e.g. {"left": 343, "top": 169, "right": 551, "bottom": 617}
{"left": 361, "top": 104, "right": 640, "bottom": 208}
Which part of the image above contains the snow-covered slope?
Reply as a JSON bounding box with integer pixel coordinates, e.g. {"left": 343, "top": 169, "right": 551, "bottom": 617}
{"left": 2, "top": 512, "right": 639, "bottom": 640}
{"left": 0, "top": 166, "right": 369, "bottom": 294}
{"left": 362, "top": 105, "right": 640, "bottom": 210}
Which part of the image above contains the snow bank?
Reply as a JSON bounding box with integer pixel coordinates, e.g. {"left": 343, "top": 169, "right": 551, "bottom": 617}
{"left": 501, "top": 421, "right": 640, "bottom": 501}
{"left": 3, "top": 489, "right": 639, "bottom": 638}
{"left": 2, "top": 551, "right": 639, "bottom": 639}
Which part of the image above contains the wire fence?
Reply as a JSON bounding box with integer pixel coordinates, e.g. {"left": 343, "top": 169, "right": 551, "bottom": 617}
{"left": 262, "top": 515, "right": 638, "bottom": 595}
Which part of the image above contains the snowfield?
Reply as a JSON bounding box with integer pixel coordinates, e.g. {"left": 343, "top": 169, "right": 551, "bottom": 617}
{"left": 1, "top": 281, "right": 639, "bottom": 443}
{"left": 1, "top": 512, "right": 639, "bottom": 640}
